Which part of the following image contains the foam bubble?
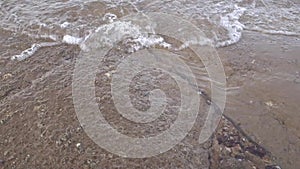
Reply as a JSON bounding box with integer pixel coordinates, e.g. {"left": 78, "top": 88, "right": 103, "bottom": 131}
{"left": 245, "top": 26, "right": 300, "bottom": 37}
{"left": 63, "top": 35, "right": 83, "bottom": 45}
{"left": 86, "top": 19, "right": 170, "bottom": 52}
{"left": 60, "top": 22, "right": 71, "bottom": 28}
{"left": 176, "top": 38, "right": 213, "bottom": 50}
{"left": 217, "top": 5, "right": 246, "bottom": 47}
{"left": 125, "top": 35, "right": 172, "bottom": 53}
{"left": 103, "top": 13, "right": 118, "bottom": 23}
{"left": 11, "top": 42, "right": 60, "bottom": 61}
{"left": 11, "top": 44, "right": 41, "bottom": 61}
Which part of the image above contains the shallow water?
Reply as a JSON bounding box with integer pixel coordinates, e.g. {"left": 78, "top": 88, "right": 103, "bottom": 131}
{"left": 1, "top": 0, "right": 299, "bottom": 48}
{"left": 0, "top": 1, "right": 300, "bottom": 168}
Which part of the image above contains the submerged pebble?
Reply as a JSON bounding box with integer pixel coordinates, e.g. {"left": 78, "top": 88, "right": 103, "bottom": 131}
{"left": 265, "top": 165, "right": 281, "bottom": 169}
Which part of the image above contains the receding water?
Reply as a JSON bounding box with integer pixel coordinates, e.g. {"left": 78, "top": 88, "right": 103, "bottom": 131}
{"left": 0, "top": 1, "right": 300, "bottom": 169}
{"left": 1, "top": 0, "right": 299, "bottom": 49}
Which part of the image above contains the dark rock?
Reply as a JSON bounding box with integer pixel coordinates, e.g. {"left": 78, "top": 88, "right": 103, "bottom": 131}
{"left": 234, "top": 154, "right": 245, "bottom": 160}
{"left": 265, "top": 165, "right": 281, "bottom": 169}
{"left": 216, "top": 134, "right": 240, "bottom": 147}
{"left": 245, "top": 145, "right": 267, "bottom": 158}
{"left": 0, "top": 159, "right": 4, "bottom": 165}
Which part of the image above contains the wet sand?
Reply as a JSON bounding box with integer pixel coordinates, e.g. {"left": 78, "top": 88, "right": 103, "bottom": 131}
{"left": 0, "top": 28, "right": 299, "bottom": 168}
{"left": 219, "top": 31, "right": 300, "bottom": 169}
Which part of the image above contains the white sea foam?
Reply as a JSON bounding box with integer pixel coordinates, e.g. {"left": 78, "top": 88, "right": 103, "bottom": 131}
{"left": 95, "top": 21, "right": 144, "bottom": 46}
{"left": 245, "top": 26, "right": 300, "bottom": 37}
{"left": 11, "top": 42, "right": 61, "bottom": 61}
{"left": 10, "top": 33, "right": 83, "bottom": 61}
{"left": 1, "top": 0, "right": 299, "bottom": 60}
{"left": 125, "top": 35, "right": 172, "bottom": 53}
{"left": 176, "top": 38, "right": 213, "bottom": 51}
{"left": 62, "top": 35, "right": 83, "bottom": 45}
{"left": 103, "top": 13, "right": 118, "bottom": 23}
{"left": 60, "top": 22, "right": 71, "bottom": 28}
{"left": 135, "top": 0, "right": 299, "bottom": 46}
{"left": 216, "top": 5, "right": 247, "bottom": 47}
{"left": 92, "top": 20, "right": 171, "bottom": 52}
{"left": 11, "top": 44, "right": 41, "bottom": 61}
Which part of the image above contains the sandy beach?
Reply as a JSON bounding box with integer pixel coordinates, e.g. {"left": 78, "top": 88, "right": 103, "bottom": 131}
{"left": 1, "top": 25, "right": 299, "bottom": 169}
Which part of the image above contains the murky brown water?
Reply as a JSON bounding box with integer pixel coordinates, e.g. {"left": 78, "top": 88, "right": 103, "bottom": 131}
{"left": 219, "top": 31, "right": 300, "bottom": 168}
{"left": 0, "top": 0, "right": 300, "bottom": 168}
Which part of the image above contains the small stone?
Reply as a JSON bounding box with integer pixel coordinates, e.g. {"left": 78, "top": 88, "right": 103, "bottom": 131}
{"left": 86, "top": 159, "right": 97, "bottom": 168}
{"left": 235, "top": 154, "right": 245, "bottom": 160}
{"left": 3, "top": 73, "right": 12, "bottom": 80}
{"left": 56, "top": 140, "right": 62, "bottom": 146}
{"left": 40, "top": 130, "right": 46, "bottom": 137}
{"left": 245, "top": 145, "right": 266, "bottom": 158}
{"left": 76, "top": 127, "right": 82, "bottom": 132}
{"left": 33, "top": 105, "right": 40, "bottom": 112}
{"left": 25, "top": 154, "right": 30, "bottom": 162}
{"left": 222, "top": 126, "right": 229, "bottom": 131}
{"left": 225, "top": 147, "right": 232, "bottom": 152}
{"left": 76, "top": 142, "right": 84, "bottom": 152}
{"left": 7, "top": 155, "right": 14, "bottom": 161}
{"left": 37, "top": 122, "right": 44, "bottom": 128}
{"left": 104, "top": 72, "right": 111, "bottom": 78}
{"left": 265, "top": 165, "right": 281, "bottom": 169}
{"left": 0, "top": 159, "right": 4, "bottom": 164}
